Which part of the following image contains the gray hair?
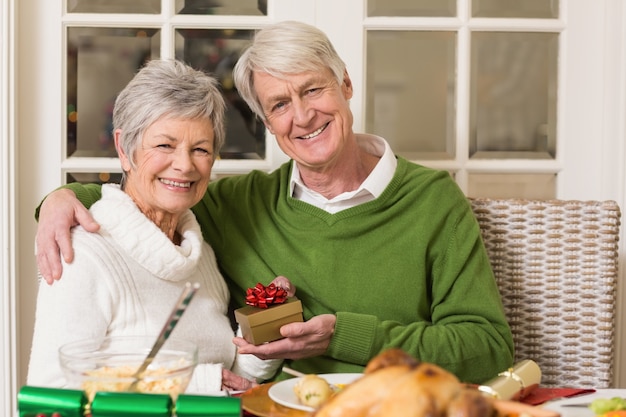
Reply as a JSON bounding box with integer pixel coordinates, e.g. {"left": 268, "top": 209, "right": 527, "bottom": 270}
{"left": 232, "top": 21, "right": 346, "bottom": 122}
{"left": 113, "top": 59, "right": 226, "bottom": 173}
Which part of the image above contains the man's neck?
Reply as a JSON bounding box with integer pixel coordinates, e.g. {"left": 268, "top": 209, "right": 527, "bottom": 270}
{"left": 297, "top": 148, "right": 380, "bottom": 200}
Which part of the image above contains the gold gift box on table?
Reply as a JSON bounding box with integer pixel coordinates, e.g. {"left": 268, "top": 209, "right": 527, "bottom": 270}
{"left": 235, "top": 297, "right": 303, "bottom": 345}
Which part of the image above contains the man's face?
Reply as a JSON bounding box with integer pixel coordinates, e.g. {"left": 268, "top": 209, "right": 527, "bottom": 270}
{"left": 254, "top": 68, "right": 354, "bottom": 172}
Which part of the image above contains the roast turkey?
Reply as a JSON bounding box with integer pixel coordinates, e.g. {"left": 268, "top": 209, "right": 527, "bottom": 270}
{"left": 314, "top": 349, "right": 495, "bottom": 417}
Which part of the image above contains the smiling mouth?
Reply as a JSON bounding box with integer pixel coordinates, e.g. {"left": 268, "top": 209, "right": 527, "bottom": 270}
{"left": 299, "top": 122, "right": 329, "bottom": 139}
{"left": 160, "top": 179, "right": 191, "bottom": 188}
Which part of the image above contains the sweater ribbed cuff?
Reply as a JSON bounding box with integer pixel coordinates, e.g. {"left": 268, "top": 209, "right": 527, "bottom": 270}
{"left": 186, "top": 363, "right": 223, "bottom": 394}
{"left": 326, "top": 312, "right": 378, "bottom": 365}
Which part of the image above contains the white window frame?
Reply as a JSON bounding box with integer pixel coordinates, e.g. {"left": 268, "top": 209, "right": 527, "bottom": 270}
{"left": 1, "top": 0, "right": 17, "bottom": 414}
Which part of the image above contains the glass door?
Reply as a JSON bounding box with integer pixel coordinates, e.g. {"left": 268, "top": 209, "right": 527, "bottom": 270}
{"left": 319, "top": 0, "right": 622, "bottom": 201}
{"left": 39, "top": 0, "right": 618, "bottom": 200}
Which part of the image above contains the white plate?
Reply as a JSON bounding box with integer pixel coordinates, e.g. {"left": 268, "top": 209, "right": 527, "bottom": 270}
{"left": 268, "top": 373, "right": 362, "bottom": 412}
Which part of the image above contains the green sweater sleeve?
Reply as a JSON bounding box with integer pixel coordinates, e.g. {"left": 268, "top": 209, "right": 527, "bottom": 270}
{"left": 34, "top": 183, "right": 103, "bottom": 221}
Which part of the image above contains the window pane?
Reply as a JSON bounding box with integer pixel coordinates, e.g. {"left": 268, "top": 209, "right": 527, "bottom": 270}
{"left": 469, "top": 32, "right": 558, "bottom": 159}
{"left": 176, "top": 0, "right": 267, "bottom": 15}
{"left": 468, "top": 173, "right": 556, "bottom": 199}
{"left": 176, "top": 29, "right": 265, "bottom": 160}
{"left": 67, "top": 172, "right": 123, "bottom": 185}
{"left": 472, "top": 0, "right": 558, "bottom": 18}
{"left": 368, "top": 0, "right": 455, "bottom": 17}
{"left": 67, "top": 28, "right": 160, "bottom": 158}
{"left": 366, "top": 31, "right": 456, "bottom": 159}
{"left": 67, "top": 0, "right": 160, "bottom": 14}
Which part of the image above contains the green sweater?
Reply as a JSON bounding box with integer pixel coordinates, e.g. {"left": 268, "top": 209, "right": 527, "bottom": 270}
{"left": 59, "top": 157, "right": 514, "bottom": 384}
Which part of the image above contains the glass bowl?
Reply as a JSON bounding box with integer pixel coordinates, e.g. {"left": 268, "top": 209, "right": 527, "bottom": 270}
{"left": 59, "top": 335, "right": 198, "bottom": 400}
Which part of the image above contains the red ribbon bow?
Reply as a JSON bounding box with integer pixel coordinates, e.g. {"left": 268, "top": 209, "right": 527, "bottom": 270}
{"left": 245, "top": 282, "right": 288, "bottom": 309}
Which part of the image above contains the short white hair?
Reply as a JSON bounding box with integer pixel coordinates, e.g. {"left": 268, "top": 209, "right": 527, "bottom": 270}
{"left": 233, "top": 21, "right": 346, "bottom": 121}
{"left": 113, "top": 59, "right": 226, "bottom": 171}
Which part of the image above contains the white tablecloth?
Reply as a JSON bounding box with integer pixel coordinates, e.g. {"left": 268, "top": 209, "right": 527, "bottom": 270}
{"left": 543, "top": 389, "right": 626, "bottom": 417}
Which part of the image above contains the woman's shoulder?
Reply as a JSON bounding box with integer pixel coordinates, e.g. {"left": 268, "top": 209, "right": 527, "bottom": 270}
{"left": 69, "top": 225, "right": 118, "bottom": 264}
{"left": 57, "top": 227, "right": 120, "bottom": 292}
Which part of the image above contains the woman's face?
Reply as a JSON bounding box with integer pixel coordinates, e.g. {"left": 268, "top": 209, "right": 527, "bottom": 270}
{"left": 115, "top": 117, "right": 215, "bottom": 219}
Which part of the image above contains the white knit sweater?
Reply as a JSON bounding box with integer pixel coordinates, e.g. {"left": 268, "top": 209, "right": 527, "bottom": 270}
{"left": 27, "top": 184, "right": 280, "bottom": 393}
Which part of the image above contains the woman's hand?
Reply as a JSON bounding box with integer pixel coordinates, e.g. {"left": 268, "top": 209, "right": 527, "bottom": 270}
{"left": 233, "top": 314, "right": 336, "bottom": 360}
{"left": 270, "top": 275, "right": 296, "bottom": 297}
{"left": 221, "top": 368, "right": 258, "bottom": 392}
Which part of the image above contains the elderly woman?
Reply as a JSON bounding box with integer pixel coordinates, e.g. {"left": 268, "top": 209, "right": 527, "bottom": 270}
{"left": 27, "top": 59, "right": 283, "bottom": 393}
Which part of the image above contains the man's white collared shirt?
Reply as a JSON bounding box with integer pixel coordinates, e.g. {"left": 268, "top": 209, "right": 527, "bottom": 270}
{"left": 290, "top": 134, "right": 397, "bottom": 213}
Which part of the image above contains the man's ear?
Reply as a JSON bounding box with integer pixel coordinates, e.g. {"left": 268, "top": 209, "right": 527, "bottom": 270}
{"left": 114, "top": 130, "right": 132, "bottom": 171}
{"left": 263, "top": 120, "right": 275, "bottom": 135}
{"left": 342, "top": 70, "right": 354, "bottom": 99}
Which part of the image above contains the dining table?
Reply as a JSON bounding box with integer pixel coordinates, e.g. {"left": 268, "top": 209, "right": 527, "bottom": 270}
{"left": 14, "top": 385, "right": 626, "bottom": 417}
{"left": 239, "top": 383, "right": 626, "bottom": 417}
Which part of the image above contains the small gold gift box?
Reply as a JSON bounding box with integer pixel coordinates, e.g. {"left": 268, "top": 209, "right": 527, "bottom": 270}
{"left": 235, "top": 297, "right": 303, "bottom": 345}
